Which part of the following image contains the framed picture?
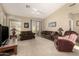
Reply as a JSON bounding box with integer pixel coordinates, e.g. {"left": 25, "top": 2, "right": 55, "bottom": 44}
{"left": 24, "top": 23, "right": 29, "bottom": 28}
{"left": 76, "top": 20, "right": 79, "bottom": 26}
{"left": 48, "top": 22, "right": 56, "bottom": 27}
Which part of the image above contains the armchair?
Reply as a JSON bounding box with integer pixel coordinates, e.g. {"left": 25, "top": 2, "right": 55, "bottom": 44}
{"left": 54, "top": 31, "right": 78, "bottom": 52}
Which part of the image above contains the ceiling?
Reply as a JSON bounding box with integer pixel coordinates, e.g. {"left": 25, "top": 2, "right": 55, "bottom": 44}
{"left": 2, "top": 3, "right": 65, "bottom": 19}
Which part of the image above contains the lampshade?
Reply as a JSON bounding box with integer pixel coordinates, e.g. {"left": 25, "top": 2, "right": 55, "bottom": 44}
{"left": 58, "top": 27, "right": 63, "bottom": 31}
{"left": 11, "top": 28, "right": 16, "bottom": 31}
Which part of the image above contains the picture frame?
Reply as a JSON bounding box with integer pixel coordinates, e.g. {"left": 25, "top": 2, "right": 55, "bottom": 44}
{"left": 48, "top": 22, "right": 56, "bottom": 27}
{"left": 76, "top": 20, "right": 79, "bottom": 26}
{"left": 24, "top": 23, "right": 29, "bottom": 28}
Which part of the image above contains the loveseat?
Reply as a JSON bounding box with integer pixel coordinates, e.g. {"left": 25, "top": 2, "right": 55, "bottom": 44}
{"left": 20, "top": 31, "right": 35, "bottom": 40}
{"left": 41, "top": 31, "right": 58, "bottom": 41}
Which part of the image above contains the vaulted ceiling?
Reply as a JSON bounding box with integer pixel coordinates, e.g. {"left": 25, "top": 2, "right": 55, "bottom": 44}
{"left": 2, "top": 3, "right": 65, "bottom": 19}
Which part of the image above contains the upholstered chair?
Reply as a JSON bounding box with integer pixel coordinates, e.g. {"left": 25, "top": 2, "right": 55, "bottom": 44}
{"left": 54, "top": 31, "right": 78, "bottom": 52}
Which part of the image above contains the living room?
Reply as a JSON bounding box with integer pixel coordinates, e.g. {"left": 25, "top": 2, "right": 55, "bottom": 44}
{"left": 0, "top": 3, "right": 79, "bottom": 56}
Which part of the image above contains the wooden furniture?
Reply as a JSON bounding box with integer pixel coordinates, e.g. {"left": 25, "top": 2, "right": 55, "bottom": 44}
{"left": 0, "top": 38, "right": 17, "bottom": 55}
{"left": 0, "top": 44, "right": 17, "bottom": 55}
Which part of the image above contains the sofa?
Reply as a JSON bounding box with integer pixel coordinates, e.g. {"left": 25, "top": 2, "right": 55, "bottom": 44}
{"left": 41, "top": 31, "right": 58, "bottom": 41}
{"left": 20, "top": 31, "right": 35, "bottom": 40}
{"left": 54, "top": 31, "right": 78, "bottom": 52}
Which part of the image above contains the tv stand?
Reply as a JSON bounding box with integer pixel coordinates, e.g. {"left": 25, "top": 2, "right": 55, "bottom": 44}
{"left": 0, "top": 44, "right": 17, "bottom": 55}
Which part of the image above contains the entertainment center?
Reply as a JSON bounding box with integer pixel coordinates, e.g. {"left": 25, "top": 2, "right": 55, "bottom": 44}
{"left": 0, "top": 24, "right": 9, "bottom": 46}
{"left": 0, "top": 24, "right": 17, "bottom": 56}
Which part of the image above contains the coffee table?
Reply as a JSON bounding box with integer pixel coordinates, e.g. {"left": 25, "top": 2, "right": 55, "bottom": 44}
{"left": 0, "top": 38, "right": 17, "bottom": 55}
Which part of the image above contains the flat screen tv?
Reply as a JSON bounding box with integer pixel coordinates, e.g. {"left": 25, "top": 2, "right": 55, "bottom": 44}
{"left": 0, "top": 24, "right": 9, "bottom": 46}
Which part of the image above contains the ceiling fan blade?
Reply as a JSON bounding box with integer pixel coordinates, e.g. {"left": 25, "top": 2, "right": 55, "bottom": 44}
{"left": 69, "top": 3, "right": 76, "bottom": 7}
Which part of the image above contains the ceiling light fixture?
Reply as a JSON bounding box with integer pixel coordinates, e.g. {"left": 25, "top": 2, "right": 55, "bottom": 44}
{"left": 32, "top": 8, "right": 41, "bottom": 15}
{"left": 32, "top": 8, "right": 38, "bottom": 12}
{"left": 32, "top": 11, "right": 40, "bottom": 15}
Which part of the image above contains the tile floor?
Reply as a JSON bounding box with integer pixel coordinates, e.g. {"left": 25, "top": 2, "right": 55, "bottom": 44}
{"left": 17, "top": 36, "right": 79, "bottom": 56}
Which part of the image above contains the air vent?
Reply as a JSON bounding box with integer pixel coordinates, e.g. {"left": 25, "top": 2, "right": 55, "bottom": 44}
{"left": 69, "top": 3, "right": 76, "bottom": 7}
{"left": 26, "top": 4, "right": 30, "bottom": 8}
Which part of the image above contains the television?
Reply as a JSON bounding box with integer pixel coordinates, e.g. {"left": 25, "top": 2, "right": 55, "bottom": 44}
{"left": 0, "top": 24, "right": 9, "bottom": 46}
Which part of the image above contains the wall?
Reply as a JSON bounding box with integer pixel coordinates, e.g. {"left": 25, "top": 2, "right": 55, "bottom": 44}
{"left": 21, "top": 18, "right": 43, "bottom": 31}
{"left": 43, "top": 4, "right": 79, "bottom": 33}
{"left": 0, "top": 4, "right": 7, "bottom": 26}
{"left": 7, "top": 15, "right": 22, "bottom": 27}
{"left": 71, "top": 14, "right": 79, "bottom": 33}
{"left": 6, "top": 14, "right": 29, "bottom": 31}
{"left": 21, "top": 18, "right": 31, "bottom": 31}
{"left": 0, "top": 4, "right": 33, "bottom": 31}
{"left": 7, "top": 14, "right": 43, "bottom": 31}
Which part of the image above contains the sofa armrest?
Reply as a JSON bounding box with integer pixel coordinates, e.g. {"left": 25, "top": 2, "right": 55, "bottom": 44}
{"left": 54, "top": 39, "right": 75, "bottom": 51}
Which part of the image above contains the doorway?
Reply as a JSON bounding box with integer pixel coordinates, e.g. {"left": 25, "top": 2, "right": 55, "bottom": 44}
{"left": 31, "top": 20, "right": 42, "bottom": 36}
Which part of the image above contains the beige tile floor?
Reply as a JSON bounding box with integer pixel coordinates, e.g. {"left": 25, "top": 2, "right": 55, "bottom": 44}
{"left": 17, "top": 36, "right": 79, "bottom": 56}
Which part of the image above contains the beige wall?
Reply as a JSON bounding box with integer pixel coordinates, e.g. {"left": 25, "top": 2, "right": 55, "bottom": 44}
{"left": 0, "top": 4, "right": 7, "bottom": 26}
{"left": 7, "top": 15, "right": 43, "bottom": 31}
{"left": 43, "top": 4, "right": 79, "bottom": 33}
{"left": 1, "top": 3, "right": 79, "bottom": 33}
{"left": 21, "top": 18, "right": 31, "bottom": 31}
{"left": 6, "top": 15, "right": 30, "bottom": 31}
{"left": 21, "top": 18, "right": 43, "bottom": 31}
{"left": 71, "top": 14, "right": 79, "bottom": 33}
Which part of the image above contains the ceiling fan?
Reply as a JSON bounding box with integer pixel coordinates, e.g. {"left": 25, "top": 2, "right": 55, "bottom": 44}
{"left": 25, "top": 4, "right": 44, "bottom": 15}
{"left": 69, "top": 3, "right": 76, "bottom": 7}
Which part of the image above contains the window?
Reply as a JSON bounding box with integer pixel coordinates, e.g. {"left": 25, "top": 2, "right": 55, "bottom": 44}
{"left": 10, "top": 20, "right": 21, "bottom": 35}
